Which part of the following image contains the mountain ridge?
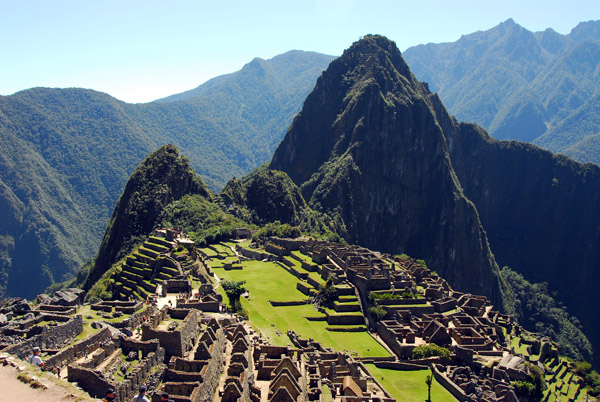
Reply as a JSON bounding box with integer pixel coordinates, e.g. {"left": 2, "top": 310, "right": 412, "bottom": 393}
{"left": 403, "top": 18, "right": 600, "bottom": 163}
{"left": 0, "top": 50, "right": 334, "bottom": 298}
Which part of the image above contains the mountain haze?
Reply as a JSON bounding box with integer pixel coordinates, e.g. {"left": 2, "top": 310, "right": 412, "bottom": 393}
{"left": 0, "top": 50, "right": 333, "bottom": 297}
{"left": 403, "top": 19, "right": 600, "bottom": 163}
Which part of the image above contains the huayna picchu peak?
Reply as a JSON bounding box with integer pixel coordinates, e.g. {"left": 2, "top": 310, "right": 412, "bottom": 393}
{"left": 271, "top": 34, "right": 503, "bottom": 309}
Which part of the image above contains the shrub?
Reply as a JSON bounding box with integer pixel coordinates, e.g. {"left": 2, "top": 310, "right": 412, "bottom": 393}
{"left": 369, "top": 306, "right": 386, "bottom": 321}
{"left": 412, "top": 344, "right": 451, "bottom": 360}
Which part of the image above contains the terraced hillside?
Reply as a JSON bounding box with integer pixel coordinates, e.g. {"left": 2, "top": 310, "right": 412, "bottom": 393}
{"left": 92, "top": 231, "right": 200, "bottom": 301}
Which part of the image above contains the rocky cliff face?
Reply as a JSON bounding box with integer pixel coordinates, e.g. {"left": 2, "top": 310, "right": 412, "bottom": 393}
{"left": 84, "top": 145, "right": 209, "bottom": 290}
{"left": 271, "top": 35, "right": 503, "bottom": 305}
{"left": 444, "top": 121, "right": 600, "bottom": 366}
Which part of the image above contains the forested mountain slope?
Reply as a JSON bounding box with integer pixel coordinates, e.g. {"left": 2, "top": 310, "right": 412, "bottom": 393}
{"left": 403, "top": 19, "right": 600, "bottom": 163}
{"left": 0, "top": 51, "right": 333, "bottom": 297}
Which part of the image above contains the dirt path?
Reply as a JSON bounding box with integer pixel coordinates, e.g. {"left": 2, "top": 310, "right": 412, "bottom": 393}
{"left": 0, "top": 363, "right": 92, "bottom": 401}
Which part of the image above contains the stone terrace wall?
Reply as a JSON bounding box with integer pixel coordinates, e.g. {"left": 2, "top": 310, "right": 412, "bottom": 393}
{"left": 269, "top": 237, "right": 307, "bottom": 251}
{"left": 236, "top": 246, "right": 280, "bottom": 262}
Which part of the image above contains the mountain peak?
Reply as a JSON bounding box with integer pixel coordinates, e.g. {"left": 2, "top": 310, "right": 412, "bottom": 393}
{"left": 569, "top": 20, "right": 600, "bottom": 42}
{"left": 271, "top": 34, "right": 427, "bottom": 186}
{"left": 501, "top": 18, "right": 517, "bottom": 26}
{"left": 337, "top": 35, "right": 415, "bottom": 84}
{"left": 270, "top": 38, "right": 502, "bottom": 304}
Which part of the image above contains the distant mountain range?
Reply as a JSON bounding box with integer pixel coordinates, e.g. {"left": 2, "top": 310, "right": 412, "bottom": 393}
{"left": 403, "top": 18, "right": 600, "bottom": 163}
{"left": 3, "top": 17, "right": 600, "bottom": 308}
{"left": 0, "top": 50, "right": 334, "bottom": 297}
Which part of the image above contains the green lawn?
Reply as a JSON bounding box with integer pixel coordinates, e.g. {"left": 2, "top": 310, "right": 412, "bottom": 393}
{"left": 199, "top": 247, "right": 218, "bottom": 257}
{"left": 214, "top": 260, "right": 389, "bottom": 357}
{"left": 364, "top": 364, "right": 458, "bottom": 402}
{"left": 211, "top": 243, "right": 235, "bottom": 255}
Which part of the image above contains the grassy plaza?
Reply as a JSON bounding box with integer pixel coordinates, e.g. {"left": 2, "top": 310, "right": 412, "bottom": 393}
{"left": 213, "top": 258, "right": 389, "bottom": 357}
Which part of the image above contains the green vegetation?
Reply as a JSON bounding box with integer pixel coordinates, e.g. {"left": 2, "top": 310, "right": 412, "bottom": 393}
{"left": 252, "top": 221, "right": 302, "bottom": 241}
{"left": 221, "top": 280, "right": 247, "bottom": 313}
{"left": 364, "top": 364, "right": 457, "bottom": 402}
{"left": 314, "top": 278, "right": 338, "bottom": 308}
{"left": 412, "top": 344, "right": 451, "bottom": 360}
{"left": 511, "top": 365, "right": 545, "bottom": 402}
{"left": 213, "top": 258, "right": 388, "bottom": 357}
{"left": 501, "top": 266, "right": 592, "bottom": 362}
{"left": 159, "top": 194, "right": 249, "bottom": 247}
{"left": 425, "top": 373, "right": 433, "bottom": 402}
{"left": 573, "top": 361, "right": 600, "bottom": 396}
{"left": 368, "top": 306, "right": 386, "bottom": 321}
{"left": 0, "top": 51, "right": 334, "bottom": 298}
{"left": 84, "top": 145, "right": 209, "bottom": 291}
{"left": 404, "top": 19, "right": 600, "bottom": 163}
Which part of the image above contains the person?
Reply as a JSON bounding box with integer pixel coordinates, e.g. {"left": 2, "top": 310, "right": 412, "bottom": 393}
{"left": 159, "top": 392, "right": 169, "bottom": 402}
{"left": 29, "top": 346, "right": 44, "bottom": 369}
{"left": 133, "top": 385, "right": 150, "bottom": 402}
{"left": 102, "top": 388, "right": 116, "bottom": 402}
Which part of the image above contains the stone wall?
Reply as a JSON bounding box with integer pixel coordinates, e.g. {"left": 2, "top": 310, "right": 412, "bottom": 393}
{"left": 68, "top": 365, "right": 115, "bottom": 399}
{"left": 296, "top": 281, "right": 312, "bottom": 296}
{"left": 176, "top": 301, "right": 220, "bottom": 312}
{"left": 269, "top": 237, "right": 307, "bottom": 251}
{"left": 165, "top": 280, "right": 192, "bottom": 293}
{"left": 325, "top": 313, "right": 364, "bottom": 325}
{"left": 265, "top": 242, "right": 289, "bottom": 257}
{"left": 43, "top": 314, "right": 84, "bottom": 348}
{"left": 431, "top": 364, "right": 470, "bottom": 402}
{"left": 69, "top": 349, "right": 163, "bottom": 402}
{"left": 36, "top": 305, "right": 77, "bottom": 314}
{"left": 196, "top": 327, "right": 226, "bottom": 402}
{"left": 142, "top": 310, "right": 199, "bottom": 358}
{"left": 236, "top": 246, "right": 280, "bottom": 262}
{"left": 2, "top": 314, "right": 84, "bottom": 360}
{"left": 44, "top": 327, "right": 113, "bottom": 370}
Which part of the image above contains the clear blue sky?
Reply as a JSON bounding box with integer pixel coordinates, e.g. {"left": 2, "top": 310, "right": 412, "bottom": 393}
{"left": 1, "top": 0, "right": 598, "bottom": 103}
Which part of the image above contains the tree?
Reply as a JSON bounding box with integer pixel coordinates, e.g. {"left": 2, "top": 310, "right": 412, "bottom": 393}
{"left": 412, "top": 344, "right": 451, "bottom": 360}
{"left": 221, "top": 280, "right": 247, "bottom": 313}
{"left": 425, "top": 373, "right": 433, "bottom": 402}
{"left": 314, "top": 277, "right": 337, "bottom": 308}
